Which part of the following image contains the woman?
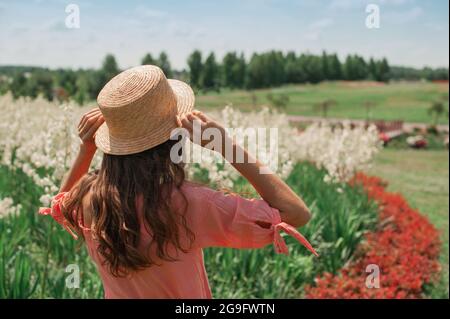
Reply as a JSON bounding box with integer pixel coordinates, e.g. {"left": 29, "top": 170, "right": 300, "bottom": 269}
{"left": 39, "top": 65, "right": 317, "bottom": 298}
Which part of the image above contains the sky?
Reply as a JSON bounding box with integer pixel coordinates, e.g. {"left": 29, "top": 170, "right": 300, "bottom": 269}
{"left": 0, "top": 0, "right": 448, "bottom": 70}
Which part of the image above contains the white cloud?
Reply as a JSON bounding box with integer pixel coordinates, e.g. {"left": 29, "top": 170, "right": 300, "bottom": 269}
{"left": 384, "top": 6, "right": 423, "bottom": 24}
{"left": 135, "top": 6, "right": 168, "bottom": 19}
{"left": 310, "top": 18, "right": 334, "bottom": 29}
{"left": 11, "top": 24, "right": 29, "bottom": 34}
{"left": 329, "top": 0, "right": 411, "bottom": 10}
{"left": 42, "top": 18, "right": 67, "bottom": 32}
{"left": 167, "top": 20, "right": 207, "bottom": 42}
{"left": 304, "top": 18, "right": 334, "bottom": 40}
{"left": 168, "top": 21, "right": 191, "bottom": 37}
{"left": 425, "top": 22, "right": 447, "bottom": 32}
{"left": 329, "top": 0, "right": 360, "bottom": 9}
{"left": 379, "top": 0, "right": 411, "bottom": 5}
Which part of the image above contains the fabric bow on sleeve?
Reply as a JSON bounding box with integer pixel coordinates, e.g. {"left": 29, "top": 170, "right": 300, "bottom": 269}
{"left": 39, "top": 192, "right": 79, "bottom": 239}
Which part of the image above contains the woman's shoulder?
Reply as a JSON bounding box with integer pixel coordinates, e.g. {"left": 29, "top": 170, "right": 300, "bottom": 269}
{"left": 179, "top": 181, "right": 212, "bottom": 194}
{"left": 169, "top": 181, "right": 216, "bottom": 210}
{"left": 175, "top": 181, "right": 228, "bottom": 202}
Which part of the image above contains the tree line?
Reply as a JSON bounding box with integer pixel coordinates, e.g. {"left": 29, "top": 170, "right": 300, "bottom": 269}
{"left": 186, "top": 50, "right": 394, "bottom": 90}
{"left": 0, "top": 50, "right": 448, "bottom": 104}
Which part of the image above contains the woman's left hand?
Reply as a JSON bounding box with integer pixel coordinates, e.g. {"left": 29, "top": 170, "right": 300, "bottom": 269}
{"left": 77, "top": 108, "right": 105, "bottom": 153}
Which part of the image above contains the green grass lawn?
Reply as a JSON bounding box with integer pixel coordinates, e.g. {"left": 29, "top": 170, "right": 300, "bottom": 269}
{"left": 197, "top": 81, "right": 449, "bottom": 124}
{"left": 368, "top": 149, "right": 449, "bottom": 298}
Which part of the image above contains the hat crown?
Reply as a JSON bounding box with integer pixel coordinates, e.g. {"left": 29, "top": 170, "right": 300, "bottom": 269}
{"left": 94, "top": 65, "right": 194, "bottom": 155}
{"left": 97, "top": 65, "right": 177, "bottom": 139}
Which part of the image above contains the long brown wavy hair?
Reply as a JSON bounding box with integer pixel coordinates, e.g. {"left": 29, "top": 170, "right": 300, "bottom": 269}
{"left": 61, "top": 139, "right": 195, "bottom": 277}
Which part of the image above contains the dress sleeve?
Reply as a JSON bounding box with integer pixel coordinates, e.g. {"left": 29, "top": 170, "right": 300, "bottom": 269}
{"left": 38, "top": 192, "right": 79, "bottom": 239}
{"left": 187, "top": 186, "right": 318, "bottom": 256}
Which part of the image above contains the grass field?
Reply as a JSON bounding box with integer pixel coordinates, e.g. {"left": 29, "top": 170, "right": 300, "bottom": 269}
{"left": 197, "top": 81, "right": 449, "bottom": 124}
{"left": 368, "top": 149, "right": 449, "bottom": 298}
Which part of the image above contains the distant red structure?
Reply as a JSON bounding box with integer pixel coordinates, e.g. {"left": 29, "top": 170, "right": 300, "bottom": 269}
{"left": 432, "top": 80, "right": 449, "bottom": 84}
{"left": 368, "top": 120, "right": 404, "bottom": 143}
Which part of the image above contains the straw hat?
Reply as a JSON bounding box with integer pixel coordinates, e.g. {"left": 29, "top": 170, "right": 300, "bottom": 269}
{"left": 95, "top": 65, "right": 194, "bottom": 155}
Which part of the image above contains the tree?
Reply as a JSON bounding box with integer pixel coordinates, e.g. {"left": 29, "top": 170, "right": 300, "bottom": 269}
{"left": 101, "top": 54, "right": 119, "bottom": 81}
{"left": 355, "top": 55, "right": 368, "bottom": 80}
{"left": 343, "top": 55, "right": 354, "bottom": 80}
{"left": 86, "top": 69, "right": 103, "bottom": 100}
{"left": 222, "top": 52, "right": 238, "bottom": 88}
{"left": 298, "top": 54, "right": 323, "bottom": 84}
{"left": 328, "top": 54, "right": 342, "bottom": 80}
{"left": 246, "top": 51, "right": 285, "bottom": 88}
{"left": 428, "top": 68, "right": 449, "bottom": 81}
{"left": 315, "top": 99, "right": 337, "bottom": 118}
{"left": 0, "top": 77, "right": 8, "bottom": 95}
{"left": 9, "top": 72, "right": 28, "bottom": 99}
{"left": 36, "top": 71, "right": 55, "bottom": 101}
{"left": 368, "top": 58, "right": 377, "bottom": 80}
{"left": 201, "top": 52, "right": 220, "bottom": 91}
{"left": 157, "top": 51, "right": 172, "bottom": 77}
{"left": 428, "top": 101, "right": 448, "bottom": 126}
{"left": 187, "top": 50, "right": 203, "bottom": 89}
{"left": 222, "top": 52, "right": 246, "bottom": 88}
{"left": 285, "top": 51, "right": 304, "bottom": 83}
{"left": 376, "top": 58, "right": 390, "bottom": 82}
{"left": 141, "top": 53, "right": 156, "bottom": 65}
{"left": 344, "top": 54, "right": 367, "bottom": 81}
{"left": 234, "top": 53, "right": 247, "bottom": 88}
{"left": 25, "top": 71, "right": 54, "bottom": 100}
{"left": 266, "top": 51, "right": 286, "bottom": 86}
{"left": 245, "top": 53, "right": 264, "bottom": 89}
{"left": 91, "top": 54, "right": 120, "bottom": 97}
{"left": 74, "top": 72, "right": 89, "bottom": 105}
{"left": 55, "top": 69, "right": 77, "bottom": 96}
{"left": 389, "top": 66, "right": 448, "bottom": 81}
{"left": 322, "top": 51, "right": 330, "bottom": 80}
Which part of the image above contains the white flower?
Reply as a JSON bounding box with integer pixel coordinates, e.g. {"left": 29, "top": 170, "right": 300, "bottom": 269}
{"left": 0, "top": 197, "right": 21, "bottom": 219}
{"left": 295, "top": 122, "right": 382, "bottom": 183}
{"left": 40, "top": 194, "right": 52, "bottom": 207}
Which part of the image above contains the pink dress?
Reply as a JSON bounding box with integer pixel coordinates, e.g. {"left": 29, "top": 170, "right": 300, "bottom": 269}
{"left": 39, "top": 182, "right": 318, "bottom": 299}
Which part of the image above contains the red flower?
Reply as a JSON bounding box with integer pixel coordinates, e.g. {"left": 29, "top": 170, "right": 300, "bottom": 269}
{"left": 305, "top": 173, "right": 441, "bottom": 299}
{"left": 379, "top": 132, "right": 390, "bottom": 143}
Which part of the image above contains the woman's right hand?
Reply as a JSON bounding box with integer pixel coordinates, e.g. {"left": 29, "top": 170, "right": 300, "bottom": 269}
{"left": 177, "top": 111, "right": 231, "bottom": 153}
{"left": 77, "top": 108, "right": 104, "bottom": 153}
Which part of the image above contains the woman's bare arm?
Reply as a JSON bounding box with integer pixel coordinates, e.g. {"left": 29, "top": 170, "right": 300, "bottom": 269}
{"left": 224, "top": 143, "right": 310, "bottom": 227}
{"left": 179, "top": 111, "right": 311, "bottom": 227}
{"left": 59, "top": 109, "right": 104, "bottom": 193}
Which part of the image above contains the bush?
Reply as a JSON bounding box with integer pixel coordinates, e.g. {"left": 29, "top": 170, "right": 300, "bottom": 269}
{"left": 386, "top": 132, "right": 447, "bottom": 150}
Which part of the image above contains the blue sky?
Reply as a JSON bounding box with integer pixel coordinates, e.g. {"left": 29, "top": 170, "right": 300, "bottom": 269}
{"left": 0, "top": 0, "right": 448, "bottom": 69}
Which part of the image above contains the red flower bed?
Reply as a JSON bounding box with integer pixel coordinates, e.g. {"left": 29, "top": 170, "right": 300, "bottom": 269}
{"left": 305, "top": 173, "right": 441, "bottom": 298}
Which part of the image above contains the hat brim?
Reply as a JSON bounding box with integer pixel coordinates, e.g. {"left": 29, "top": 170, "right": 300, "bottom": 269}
{"left": 94, "top": 79, "right": 194, "bottom": 155}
